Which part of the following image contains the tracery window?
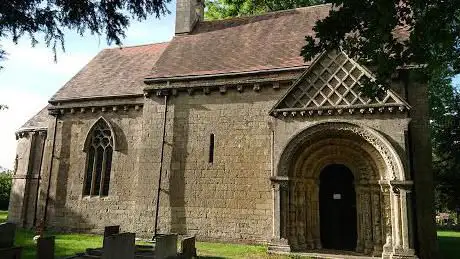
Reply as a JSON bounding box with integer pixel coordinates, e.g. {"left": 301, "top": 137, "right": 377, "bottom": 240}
{"left": 83, "top": 119, "right": 114, "bottom": 196}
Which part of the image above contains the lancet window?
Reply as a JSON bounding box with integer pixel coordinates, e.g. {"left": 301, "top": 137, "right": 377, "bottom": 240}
{"left": 83, "top": 119, "right": 114, "bottom": 196}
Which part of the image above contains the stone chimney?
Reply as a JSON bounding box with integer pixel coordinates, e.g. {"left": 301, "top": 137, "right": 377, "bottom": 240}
{"left": 175, "top": 0, "right": 204, "bottom": 34}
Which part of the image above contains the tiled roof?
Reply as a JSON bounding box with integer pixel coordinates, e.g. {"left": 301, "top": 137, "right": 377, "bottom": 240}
{"left": 51, "top": 42, "right": 169, "bottom": 101}
{"left": 146, "top": 4, "right": 332, "bottom": 80}
{"left": 19, "top": 105, "right": 50, "bottom": 131}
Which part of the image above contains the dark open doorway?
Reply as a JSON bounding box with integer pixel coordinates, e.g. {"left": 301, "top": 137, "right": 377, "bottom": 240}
{"left": 319, "top": 164, "right": 357, "bottom": 251}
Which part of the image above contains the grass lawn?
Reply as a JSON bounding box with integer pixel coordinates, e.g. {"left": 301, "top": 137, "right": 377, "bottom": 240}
{"left": 3, "top": 210, "right": 460, "bottom": 259}
{"left": 1, "top": 210, "right": 293, "bottom": 259}
{"left": 437, "top": 231, "right": 460, "bottom": 259}
{"left": 0, "top": 210, "right": 7, "bottom": 222}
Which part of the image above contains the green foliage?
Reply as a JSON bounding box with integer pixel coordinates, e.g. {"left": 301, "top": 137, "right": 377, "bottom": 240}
{"left": 0, "top": 172, "right": 12, "bottom": 210}
{"left": 301, "top": 0, "right": 460, "bottom": 95}
{"left": 0, "top": 0, "right": 171, "bottom": 62}
{"left": 205, "top": 0, "right": 324, "bottom": 20}
{"left": 0, "top": 210, "right": 7, "bottom": 223}
{"left": 433, "top": 89, "right": 460, "bottom": 211}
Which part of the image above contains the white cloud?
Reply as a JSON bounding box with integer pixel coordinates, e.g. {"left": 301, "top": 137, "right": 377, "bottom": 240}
{"left": 0, "top": 89, "right": 48, "bottom": 169}
{"left": 3, "top": 43, "right": 93, "bottom": 75}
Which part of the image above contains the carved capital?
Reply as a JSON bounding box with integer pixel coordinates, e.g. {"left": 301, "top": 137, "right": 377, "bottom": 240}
{"left": 270, "top": 176, "right": 289, "bottom": 190}
{"left": 390, "top": 180, "right": 414, "bottom": 194}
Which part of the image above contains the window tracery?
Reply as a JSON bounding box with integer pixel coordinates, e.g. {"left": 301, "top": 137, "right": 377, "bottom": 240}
{"left": 83, "top": 119, "right": 114, "bottom": 196}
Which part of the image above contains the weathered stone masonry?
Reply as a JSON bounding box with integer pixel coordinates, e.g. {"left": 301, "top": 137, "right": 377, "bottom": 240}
{"left": 8, "top": 2, "right": 438, "bottom": 259}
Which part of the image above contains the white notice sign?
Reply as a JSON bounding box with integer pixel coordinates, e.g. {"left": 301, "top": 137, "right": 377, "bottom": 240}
{"left": 333, "top": 194, "right": 341, "bottom": 200}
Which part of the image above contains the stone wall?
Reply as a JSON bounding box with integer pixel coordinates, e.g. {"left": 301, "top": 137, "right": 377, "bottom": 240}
{"left": 134, "top": 88, "right": 287, "bottom": 242}
{"left": 8, "top": 132, "right": 46, "bottom": 228}
{"left": 43, "top": 109, "right": 144, "bottom": 233}
{"left": 8, "top": 71, "right": 435, "bottom": 256}
{"left": 8, "top": 136, "right": 32, "bottom": 224}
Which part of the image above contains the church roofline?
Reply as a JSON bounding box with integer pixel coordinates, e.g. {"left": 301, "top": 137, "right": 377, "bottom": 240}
{"left": 49, "top": 93, "right": 144, "bottom": 104}
{"left": 144, "top": 66, "right": 307, "bottom": 85}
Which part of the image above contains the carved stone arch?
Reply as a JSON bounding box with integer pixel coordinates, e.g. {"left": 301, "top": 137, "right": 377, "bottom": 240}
{"left": 292, "top": 138, "right": 381, "bottom": 181}
{"left": 276, "top": 120, "right": 405, "bottom": 181}
{"left": 307, "top": 148, "right": 377, "bottom": 182}
{"left": 83, "top": 116, "right": 119, "bottom": 152}
{"left": 271, "top": 120, "right": 416, "bottom": 258}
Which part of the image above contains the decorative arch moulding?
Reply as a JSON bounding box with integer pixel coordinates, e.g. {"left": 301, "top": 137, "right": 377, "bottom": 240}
{"left": 276, "top": 121, "right": 406, "bottom": 182}
{"left": 47, "top": 103, "right": 144, "bottom": 115}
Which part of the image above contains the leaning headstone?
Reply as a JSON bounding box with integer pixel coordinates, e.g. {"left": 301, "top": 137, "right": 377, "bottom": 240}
{"left": 0, "top": 223, "right": 16, "bottom": 248}
{"left": 180, "top": 236, "right": 196, "bottom": 259}
{"left": 155, "top": 234, "right": 177, "bottom": 259}
{"left": 37, "top": 236, "right": 55, "bottom": 259}
{"left": 102, "top": 233, "right": 135, "bottom": 259}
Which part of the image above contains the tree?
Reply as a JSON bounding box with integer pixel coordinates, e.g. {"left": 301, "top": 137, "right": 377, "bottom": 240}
{"left": 0, "top": 172, "right": 12, "bottom": 210}
{"left": 432, "top": 86, "right": 460, "bottom": 214}
{"left": 0, "top": 0, "right": 171, "bottom": 63}
{"left": 205, "top": 0, "right": 324, "bottom": 20}
{"left": 301, "top": 0, "right": 460, "bottom": 96}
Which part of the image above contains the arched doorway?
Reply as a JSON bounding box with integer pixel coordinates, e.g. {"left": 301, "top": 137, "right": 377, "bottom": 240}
{"left": 319, "top": 164, "right": 357, "bottom": 251}
{"left": 270, "top": 122, "right": 416, "bottom": 258}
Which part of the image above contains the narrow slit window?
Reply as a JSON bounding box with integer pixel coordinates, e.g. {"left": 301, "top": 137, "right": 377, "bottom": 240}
{"left": 209, "top": 134, "right": 215, "bottom": 163}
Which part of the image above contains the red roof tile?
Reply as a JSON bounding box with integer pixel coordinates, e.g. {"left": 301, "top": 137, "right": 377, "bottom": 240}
{"left": 146, "top": 4, "right": 332, "bottom": 79}
{"left": 51, "top": 42, "right": 169, "bottom": 101}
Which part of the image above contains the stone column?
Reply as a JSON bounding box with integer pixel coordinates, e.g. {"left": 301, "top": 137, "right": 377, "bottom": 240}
{"left": 371, "top": 185, "right": 383, "bottom": 256}
{"left": 297, "top": 182, "right": 306, "bottom": 249}
{"left": 391, "top": 181, "right": 417, "bottom": 259}
{"left": 289, "top": 181, "right": 297, "bottom": 249}
{"left": 305, "top": 181, "right": 314, "bottom": 249}
{"left": 355, "top": 185, "right": 364, "bottom": 253}
{"left": 268, "top": 177, "right": 290, "bottom": 252}
{"left": 312, "top": 182, "right": 321, "bottom": 249}
{"left": 379, "top": 181, "right": 393, "bottom": 259}
{"left": 362, "top": 185, "right": 374, "bottom": 255}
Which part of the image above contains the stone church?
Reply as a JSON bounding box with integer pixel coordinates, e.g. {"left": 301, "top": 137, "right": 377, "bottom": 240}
{"left": 8, "top": 1, "right": 438, "bottom": 258}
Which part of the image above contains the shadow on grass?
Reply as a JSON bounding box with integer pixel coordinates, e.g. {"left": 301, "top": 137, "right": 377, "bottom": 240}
{"left": 438, "top": 231, "right": 460, "bottom": 259}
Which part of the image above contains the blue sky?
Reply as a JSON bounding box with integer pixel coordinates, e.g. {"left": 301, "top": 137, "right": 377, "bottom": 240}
{"left": 0, "top": 2, "right": 459, "bottom": 169}
{"left": 0, "top": 4, "right": 176, "bottom": 168}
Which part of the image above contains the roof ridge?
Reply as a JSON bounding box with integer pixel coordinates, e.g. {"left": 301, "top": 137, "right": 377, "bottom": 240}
{"left": 104, "top": 41, "right": 170, "bottom": 51}
{"left": 201, "top": 3, "right": 332, "bottom": 24}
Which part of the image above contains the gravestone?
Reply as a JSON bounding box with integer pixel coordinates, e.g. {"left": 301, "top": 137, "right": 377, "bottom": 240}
{"left": 104, "top": 225, "right": 120, "bottom": 237}
{"left": 37, "top": 236, "right": 55, "bottom": 259}
{"left": 0, "top": 223, "right": 16, "bottom": 248}
{"left": 103, "top": 225, "right": 120, "bottom": 248}
{"left": 0, "top": 223, "right": 21, "bottom": 259}
{"left": 155, "top": 234, "right": 177, "bottom": 259}
{"left": 180, "top": 236, "right": 196, "bottom": 259}
{"left": 102, "top": 233, "right": 135, "bottom": 259}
